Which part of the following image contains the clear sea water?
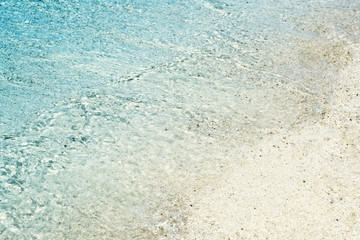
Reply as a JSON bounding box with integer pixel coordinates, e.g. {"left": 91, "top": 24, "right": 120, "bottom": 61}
{"left": 1, "top": 0, "right": 359, "bottom": 239}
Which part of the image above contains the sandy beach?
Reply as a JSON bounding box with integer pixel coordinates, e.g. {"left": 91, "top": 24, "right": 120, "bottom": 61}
{"left": 180, "top": 14, "right": 360, "bottom": 240}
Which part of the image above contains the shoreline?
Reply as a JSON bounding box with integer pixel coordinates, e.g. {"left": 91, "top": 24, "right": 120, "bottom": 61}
{"left": 2, "top": 2, "right": 360, "bottom": 239}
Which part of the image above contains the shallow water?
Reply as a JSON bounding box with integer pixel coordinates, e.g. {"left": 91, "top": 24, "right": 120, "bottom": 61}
{"left": 1, "top": 0, "right": 360, "bottom": 239}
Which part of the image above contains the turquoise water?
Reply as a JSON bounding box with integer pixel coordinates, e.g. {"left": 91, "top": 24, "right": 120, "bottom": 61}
{"left": 1, "top": 0, "right": 359, "bottom": 239}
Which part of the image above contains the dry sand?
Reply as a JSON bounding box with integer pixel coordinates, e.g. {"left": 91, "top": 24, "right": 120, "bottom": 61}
{"left": 181, "top": 48, "right": 360, "bottom": 239}
{"left": 179, "top": 18, "right": 360, "bottom": 240}
{"left": 134, "top": 8, "right": 360, "bottom": 240}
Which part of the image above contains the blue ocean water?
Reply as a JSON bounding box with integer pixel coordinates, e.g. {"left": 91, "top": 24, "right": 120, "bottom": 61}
{"left": 1, "top": 0, "right": 359, "bottom": 238}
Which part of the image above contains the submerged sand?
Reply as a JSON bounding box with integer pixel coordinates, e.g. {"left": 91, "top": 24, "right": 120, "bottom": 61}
{"left": 2, "top": 2, "right": 359, "bottom": 240}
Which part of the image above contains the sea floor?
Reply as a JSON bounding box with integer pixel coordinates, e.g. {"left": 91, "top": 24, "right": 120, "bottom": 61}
{"left": 1, "top": 1, "right": 360, "bottom": 239}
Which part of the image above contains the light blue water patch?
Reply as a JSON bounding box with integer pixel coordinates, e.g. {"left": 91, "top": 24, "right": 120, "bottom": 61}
{"left": 1, "top": 0, "right": 360, "bottom": 238}
{"left": 0, "top": 0, "right": 204, "bottom": 134}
